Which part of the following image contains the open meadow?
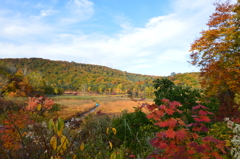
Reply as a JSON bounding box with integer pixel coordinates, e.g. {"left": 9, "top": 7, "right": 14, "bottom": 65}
{"left": 50, "top": 94, "right": 154, "bottom": 120}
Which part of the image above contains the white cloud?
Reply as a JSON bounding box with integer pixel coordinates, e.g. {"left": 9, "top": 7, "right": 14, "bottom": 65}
{"left": 146, "top": 14, "right": 175, "bottom": 28}
{"left": 0, "top": 0, "right": 218, "bottom": 76}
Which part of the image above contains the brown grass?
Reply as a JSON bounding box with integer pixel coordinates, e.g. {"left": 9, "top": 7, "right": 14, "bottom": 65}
{"left": 50, "top": 96, "right": 154, "bottom": 119}
{"left": 50, "top": 99, "right": 95, "bottom": 119}
{"left": 96, "top": 100, "right": 154, "bottom": 115}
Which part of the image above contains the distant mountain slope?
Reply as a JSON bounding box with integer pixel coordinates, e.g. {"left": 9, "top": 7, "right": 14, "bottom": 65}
{"left": 0, "top": 58, "right": 201, "bottom": 92}
{"left": 0, "top": 58, "right": 159, "bottom": 89}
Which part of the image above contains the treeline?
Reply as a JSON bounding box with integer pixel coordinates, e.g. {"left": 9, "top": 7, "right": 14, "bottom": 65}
{"left": 0, "top": 58, "right": 200, "bottom": 97}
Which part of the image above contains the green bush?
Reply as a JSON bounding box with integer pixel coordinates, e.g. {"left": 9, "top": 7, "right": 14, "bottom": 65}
{"left": 111, "top": 109, "right": 157, "bottom": 157}
{"left": 153, "top": 78, "right": 219, "bottom": 124}
{"left": 75, "top": 113, "right": 113, "bottom": 158}
{"left": 208, "top": 122, "right": 232, "bottom": 141}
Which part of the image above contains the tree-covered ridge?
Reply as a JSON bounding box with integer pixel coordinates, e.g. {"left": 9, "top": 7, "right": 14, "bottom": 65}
{"left": 0, "top": 58, "right": 157, "bottom": 82}
{"left": 0, "top": 58, "right": 200, "bottom": 96}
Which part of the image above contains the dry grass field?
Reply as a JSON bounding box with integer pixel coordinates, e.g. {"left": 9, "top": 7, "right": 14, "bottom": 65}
{"left": 50, "top": 95, "right": 154, "bottom": 120}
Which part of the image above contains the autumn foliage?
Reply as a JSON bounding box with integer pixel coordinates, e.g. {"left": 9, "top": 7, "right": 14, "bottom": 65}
{"left": 25, "top": 96, "right": 54, "bottom": 115}
{"left": 1, "top": 71, "right": 34, "bottom": 97}
{"left": 141, "top": 99, "right": 228, "bottom": 159}
{"left": 0, "top": 111, "right": 34, "bottom": 150}
{"left": 190, "top": 1, "right": 240, "bottom": 119}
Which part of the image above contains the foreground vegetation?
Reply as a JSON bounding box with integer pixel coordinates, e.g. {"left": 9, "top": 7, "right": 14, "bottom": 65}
{"left": 0, "top": 76, "right": 239, "bottom": 158}
{"left": 0, "top": 0, "right": 240, "bottom": 158}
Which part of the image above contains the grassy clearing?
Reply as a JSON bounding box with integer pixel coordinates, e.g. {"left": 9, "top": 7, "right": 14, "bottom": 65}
{"left": 48, "top": 95, "right": 95, "bottom": 100}
{"left": 49, "top": 95, "right": 154, "bottom": 120}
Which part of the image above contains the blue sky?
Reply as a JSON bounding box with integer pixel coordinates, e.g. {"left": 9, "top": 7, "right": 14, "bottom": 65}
{"left": 0, "top": 0, "right": 227, "bottom": 76}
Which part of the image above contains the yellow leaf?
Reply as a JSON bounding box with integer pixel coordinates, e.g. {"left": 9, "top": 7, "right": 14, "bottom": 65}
{"left": 57, "top": 131, "right": 62, "bottom": 136}
{"left": 110, "top": 149, "right": 124, "bottom": 159}
{"left": 72, "top": 155, "right": 77, "bottom": 159}
{"left": 225, "top": 140, "right": 231, "bottom": 147}
{"left": 106, "top": 127, "right": 109, "bottom": 135}
{"left": 57, "top": 145, "right": 64, "bottom": 155}
{"left": 37, "top": 104, "right": 42, "bottom": 111}
{"left": 80, "top": 143, "right": 84, "bottom": 151}
{"left": 112, "top": 128, "right": 117, "bottom": 135}
{"left": 50, "top": 136, "right": 57, "bottom": 150}
{"left": 109, "top": 141, "right": 113, "bottom": 149}
{"left": 60, "top": 135, "right": 68, "bottom": 151}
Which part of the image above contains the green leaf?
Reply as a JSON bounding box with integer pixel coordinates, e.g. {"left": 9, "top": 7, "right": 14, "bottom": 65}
{"left": 48, "top": 119, "right": 53, "bottom": 130}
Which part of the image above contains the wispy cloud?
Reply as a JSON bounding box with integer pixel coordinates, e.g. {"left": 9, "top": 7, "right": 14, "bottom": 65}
{"left": 113, "top": 14, "right": 133, "bottom": 30}
{"left": 62, "top": 0, "right": 94, "bottom": 23}
{"left": 40, "top": 9, "right": 58, "bottom": 17}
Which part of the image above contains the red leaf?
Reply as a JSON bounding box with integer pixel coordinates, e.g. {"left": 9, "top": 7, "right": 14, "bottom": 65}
{"left": 199, "top": 110, "right": 208, "bottom": 115}
{"left": 203, "top": 136, "right": 219, "bottom": 144}
{"left": 165, "top": 108, "right": 175, "bottom": 115}
{"left": 216, "top": 143, "right": 227, "bottom": 154}
{"left": 161, "top": 99, "right": 170, "bottom": 103}
{"left": 191, "top": 133, "right": 199, "bottom": 139}
{"left": 146, "top": 113, "right": 154, "bottom": 119}
{"left": 155, "top": 110, "right": 164, "bottom": 117}
{"left": 170, "top": 101, "right": 181, "bottom": 107}
{"left": 211, "top": 151, "right": 222, "bottom": 159}
{"left": 201, "top": 126, "right": 209, "bottom": 132}
{"left": 150, "top": 138, "right": 160, "bottom": 147}
{"left": 153, "top": 115, "right": 160, "bottom": 120}
{"left": 176, "top": 129, "right": 187, "bottom": 140}
{"left": 176, "top": 109, "right": 183, "bottom": 114}
{"left": 177, "top": 119, "right": 185, "bottom": 126}
{"left": 194, "top": 117, "right": 202, "bottom": 122}
{"left": 156, "top": 121, "right": 168, "bottom": 127}
{"left": 129, "top": 154, "right": 136, "bottom": 158}
{"left": 159, "top": 141, "right": 168, "bottom": 149}
{"left": 199, "top": 115, "right": 211, "bottom": 122}
{"left": 194, "top": 115, "right": 211, "bottom": 122}
{"left": 159, "top": 105, "right": 166, "bottom": 109}
{"left": 168, "top": 118, "right": 177, "bottom": 128}
{"left": 195, "top": 145, "right": 205, "bottom": 153}
{"left": 193, "top": 105, "right": 207, "bottom": 110}
{"left": 166, "top": 129, "right": 176, "bottom": 138}
{"left": 156, "top": 132, "right": 165, "bottom": 138}
{"left": 146, "top": 104, "right": 157, "bottom": 111}
{"left": 192, "top": 126, "right": 201, "bottom": 132}
{"left": 188, "top": 142, "right": 198, "bottom": 148}
{"left": 187, "top": 149, "right": 195, "bottom": 155}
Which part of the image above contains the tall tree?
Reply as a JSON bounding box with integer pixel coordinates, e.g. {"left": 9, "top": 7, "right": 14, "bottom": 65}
{"left": 190, "top": 0, "right": 240, "bottom": 119}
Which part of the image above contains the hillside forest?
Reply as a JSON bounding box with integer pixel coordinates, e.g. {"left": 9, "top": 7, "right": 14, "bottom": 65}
{"left": 0, "top": 0, "right": 239, "bottom": 159}
{"left": 0, "top": 58, "right": 201, "bottom": 98}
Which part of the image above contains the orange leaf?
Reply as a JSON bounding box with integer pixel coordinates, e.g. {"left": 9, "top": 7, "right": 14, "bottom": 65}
{"left": 165, "top": 129, "right": 176, "bottom": 139}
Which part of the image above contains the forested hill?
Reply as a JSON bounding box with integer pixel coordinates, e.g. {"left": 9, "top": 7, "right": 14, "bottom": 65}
{"left": 0, "top": 58, "right": 200, "bottom": 94}
{"left": 0, "top": 58, "right": 159, "bottom": 90}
